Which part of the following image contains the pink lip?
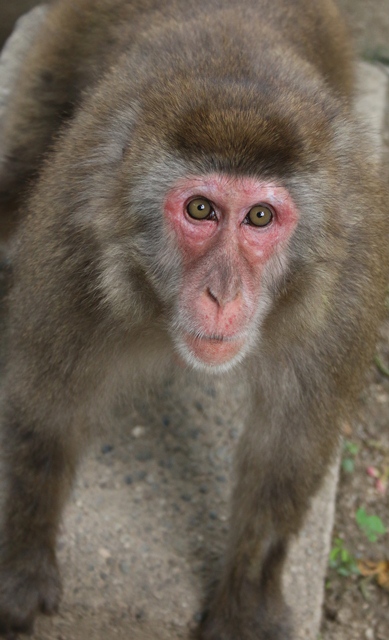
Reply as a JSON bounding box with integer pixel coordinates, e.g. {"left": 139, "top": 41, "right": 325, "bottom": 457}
{"left": 183, "top": 333, "right": 245, "bottom": 365}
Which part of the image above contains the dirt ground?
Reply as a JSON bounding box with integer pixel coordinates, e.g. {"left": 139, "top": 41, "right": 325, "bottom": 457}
{"left": 321, "top": 326, "right": 389, "bottom": 640}
{"left": 321, "top": 74, "right": 389, "bottom": 640}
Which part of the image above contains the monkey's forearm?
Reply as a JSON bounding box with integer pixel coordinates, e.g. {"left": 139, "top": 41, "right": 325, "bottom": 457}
{"left": 200, "top": 388, "right": 339, "bottom": 640}
{"left": 0, "top": 411, "right": 75, "bottom": 550}
{"left": 0, "top": 401, "right": 80, "bottom": 635}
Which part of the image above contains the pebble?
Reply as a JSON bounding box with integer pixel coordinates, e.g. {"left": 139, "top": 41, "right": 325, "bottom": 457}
{"left": 159, "top": 458, "right": 173, "bottom": 469}
{"left": 365, "top": 630, "right": 375, "bottom": 640}
{"left": 98, "top": 547, "right": 111, "bottom": 559}
{"left": 135, "top": 609, "right": 146, "bottom": 621}
{"left": 216, "top": 446, "right": 230, "bottom": 461}
{"left": 119, "top": 561, "right": 131, "bottom": 575}
{"left": 101, "top": 444, "right": 114, "bottom": 454}
{"left": 337, "top": 607, "right": 352, "bottom": 625}
{"left": 136, "top": 449, "right": 153, "bottom": 462}
{"left": 132, "top": 425, "right": 146, "bottom": 438}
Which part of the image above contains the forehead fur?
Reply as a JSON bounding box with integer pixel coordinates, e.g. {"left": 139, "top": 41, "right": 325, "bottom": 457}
{"left": 132, "top": 72, "right": 342, "bottom": 180}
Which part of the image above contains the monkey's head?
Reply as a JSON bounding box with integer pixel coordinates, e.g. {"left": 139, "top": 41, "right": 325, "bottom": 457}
{"left": 112, "top": 70, "right": 343, "bottom": 374}
{"left": 77, "top": 71, "right": 342, "bottom": 373}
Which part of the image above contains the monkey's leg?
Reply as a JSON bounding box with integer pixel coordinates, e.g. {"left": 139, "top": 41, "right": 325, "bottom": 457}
{"left": 0, "top": 395, "right": 82, "bottom": 637}
{"left": 200, "top": 395, "right": 338, "bottom": 640}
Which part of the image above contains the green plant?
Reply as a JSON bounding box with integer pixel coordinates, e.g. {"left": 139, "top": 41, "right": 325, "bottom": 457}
{"left": 356, "top": 508, "right": 387, "bottom": 542}
{"left": 342, "top": 439, "right": 359, "bottom": 473}
{"left": 329, "top": 538, "right": 359, "bottom": 577}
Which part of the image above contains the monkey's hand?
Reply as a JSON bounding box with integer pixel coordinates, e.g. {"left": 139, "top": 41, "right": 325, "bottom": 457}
{"left": 199, "top": 614, "right": 292, "bottom": 640}
{"left": 199, "top": 617, "right": 292, "bottom": 640}
{"left": 0, "top": 548, "right": 62, "bottom": 637}
{"left": 199, "top": 586, "right": 292, "bottom": 640}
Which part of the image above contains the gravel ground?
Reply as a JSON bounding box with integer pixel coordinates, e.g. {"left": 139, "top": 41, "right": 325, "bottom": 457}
{"left": 321, "top": 82, "right": 389, "bottom": 640}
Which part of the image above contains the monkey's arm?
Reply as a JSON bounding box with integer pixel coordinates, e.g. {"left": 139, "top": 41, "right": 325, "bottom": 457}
{"left": 200, "top": 342, "right": 361, "bottom": 639}
{"left": 0, "top": 280, "right": 118, "bottom": 636}
{"left": 200, "top": 192, "right": 388, "bottom": 640}
{"left": 0, "top": 398, "right": 74, "bottom": 635}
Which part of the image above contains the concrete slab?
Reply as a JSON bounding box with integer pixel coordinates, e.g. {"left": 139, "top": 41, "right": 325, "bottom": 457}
{"left": 0, "top": 9, "right": 387, "bottom": 640}
{"left": 0, "top": 5, "right": 47, "bottom": 117}
{"left": 338, "top": 0, "right": 389, "bottom": 61}
{"left": 0, "top": 0, "right": 41, "bottom": 48}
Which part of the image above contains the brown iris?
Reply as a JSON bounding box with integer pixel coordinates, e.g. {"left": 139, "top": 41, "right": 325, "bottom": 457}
{"left": 247, "top": 204, "right": 274, "bottom": 227}
{"left": 187, "top": 198, "right": 213, "bottom": 220}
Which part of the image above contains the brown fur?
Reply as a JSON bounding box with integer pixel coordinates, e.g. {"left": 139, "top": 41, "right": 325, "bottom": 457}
{"left": 0, "top": 0, "right": 387, "bottom": 638}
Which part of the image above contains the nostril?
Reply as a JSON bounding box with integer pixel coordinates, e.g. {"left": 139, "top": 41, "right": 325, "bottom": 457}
{"left": 207, "top": 288, "right": 219, "bottom": 305}
{"left": 206, "top": 287, "right": 241, "bottom": 307}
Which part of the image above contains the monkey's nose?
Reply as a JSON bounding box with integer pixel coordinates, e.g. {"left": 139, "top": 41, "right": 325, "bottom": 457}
{"left": 207, "top": 288, "right": 219, "bottom": 305}
{"left": 206, "top": 287, "right": 240, "bottom": 308}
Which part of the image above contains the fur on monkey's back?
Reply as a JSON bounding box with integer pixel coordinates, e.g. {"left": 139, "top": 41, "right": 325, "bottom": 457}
{"left": 42, "top": 0, "right": 353, "bottom": 103}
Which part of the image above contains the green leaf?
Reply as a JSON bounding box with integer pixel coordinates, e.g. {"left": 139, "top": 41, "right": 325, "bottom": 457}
{"left": 341, "top": 548, "right": 349, "bottom": 562}
{"left": 329, "top": 547, "right": 340, "bottom": 562}
{"left": 344, "top": 441, "right": 359, "bottom": 456}
{"left": 328, "top": 538, "right": 360, "bottom": 576}
{"left": 342, "top": 458, "right": 354, "bottom": 473}
{"left": 356, "top": 508, "right": 387, "bottom": 542}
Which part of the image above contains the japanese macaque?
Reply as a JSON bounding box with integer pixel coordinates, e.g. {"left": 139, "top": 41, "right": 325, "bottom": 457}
{"left": 0, "top": 0, "right": 387, "bottom": 638}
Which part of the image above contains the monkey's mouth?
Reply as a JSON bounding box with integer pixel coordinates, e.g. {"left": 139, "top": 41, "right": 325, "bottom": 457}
{"left": 181, "top": 331, "right": 246, "bottom": 366}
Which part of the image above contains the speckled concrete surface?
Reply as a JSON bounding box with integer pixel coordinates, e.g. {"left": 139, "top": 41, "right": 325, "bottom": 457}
{"left": 0, "top": 5, "right": 47, "bottom": 118}
{"left": 0, "top": 9, "right": 388, "bottom": 640}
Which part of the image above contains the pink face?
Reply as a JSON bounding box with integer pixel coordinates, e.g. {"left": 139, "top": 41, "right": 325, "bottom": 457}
{"left": 164, "top": 174, "right": 299, "bottom": 369}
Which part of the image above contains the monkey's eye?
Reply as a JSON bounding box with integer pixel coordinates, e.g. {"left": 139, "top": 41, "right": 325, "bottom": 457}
{"left": 246, "top": 204, "right": 274, "bottom": 227}
{"left": 186, "top": 198, "right": 214, "bottom": 220}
